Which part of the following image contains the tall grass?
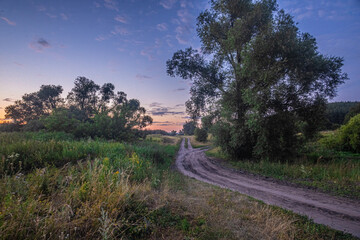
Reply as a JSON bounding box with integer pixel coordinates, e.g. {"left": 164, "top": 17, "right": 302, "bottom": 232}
{"left": 0, "top": 132, "right": 182, "bottom": 239}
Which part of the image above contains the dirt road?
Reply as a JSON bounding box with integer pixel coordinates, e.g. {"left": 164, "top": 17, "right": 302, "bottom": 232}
{"left": 176, "top": 138, "right": 360, "bottom": 237}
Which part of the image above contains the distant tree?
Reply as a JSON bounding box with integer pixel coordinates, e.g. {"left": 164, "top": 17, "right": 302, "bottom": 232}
{"left": 170, "top": 130, "right": 177, "bottom": 136}
{"left": 167, "top": 0, "right": 347, "bottom": 160}
{"left": 5, "top": 85, "right": 63, "bottom": 124}
{"left": 344, "top": 102, "right": 360, "bottom": 124}
{"left": 325, "top": 102, "right": 359, "bottom": 128}
{"left": 195, "top": 128, "right": 208, "bottom": 142}
{"left": 183, "top": 121, "right": 196, "bottom": 135}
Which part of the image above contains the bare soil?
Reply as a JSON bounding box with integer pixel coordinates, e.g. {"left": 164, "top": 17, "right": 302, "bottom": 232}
{"left": 176, "top": 138, "right": 360, "bottom": 238}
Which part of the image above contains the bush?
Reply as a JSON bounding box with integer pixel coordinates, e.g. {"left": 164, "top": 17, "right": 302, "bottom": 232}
{"left": 320, "top": 114, "right": 360, "bottom": 153}
{"left": 194, "top": 128, "right": 208, "bottom": 142}
{"left": 339, "top": 114, "right": 360, "bottom": 152}
{"left": 22, "top": 119, "right": 45, "bottom": 132}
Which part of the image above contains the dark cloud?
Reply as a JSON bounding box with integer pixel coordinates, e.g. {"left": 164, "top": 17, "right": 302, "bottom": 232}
{"left": 136, "top": 74, "right": 152, "bottom": 80}
{"left": 175, "top": 104, "right": 184, "bottom": 107}
{"left": 150, "top": 107, "right": 184, "bottom": 116}
{"left": 29, "top": 38, "right": 51, "bottom": 52}
{"left": 3, "top": 98, "right": 14, "bottom": 102}
{"left": 149, "top": 102, "right": 162, "bottom": 107}
{"left": 38, "top": 38, "right": 50, "bottom": 47}
{"left": 174, "top": 88, "right": 185, "bottom": 92}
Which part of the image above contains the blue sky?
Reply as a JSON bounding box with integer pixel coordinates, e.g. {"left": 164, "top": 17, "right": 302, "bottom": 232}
{"left": 0, "top": 0, "right": 359, "bottom": 130}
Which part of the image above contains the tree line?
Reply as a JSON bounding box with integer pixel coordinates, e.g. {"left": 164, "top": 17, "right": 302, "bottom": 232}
{"left": 2, "top": 77, "right": 153, "bottom": 141}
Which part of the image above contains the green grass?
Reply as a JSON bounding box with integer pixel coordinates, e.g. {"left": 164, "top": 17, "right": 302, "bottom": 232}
{"left": 1, "top": 131, "right": 358, "bottom": 239}
{"left": 206, "top": 142, "right": 360, "bottom": 199}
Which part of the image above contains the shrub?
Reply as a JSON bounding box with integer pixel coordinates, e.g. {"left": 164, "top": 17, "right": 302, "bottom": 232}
{"left": 194, "top": 128, "right": 208, "bottom": 142}
{"left": 320, "top": 114, "right": 360, "bottom": 153}
{"left": 339, "top": 114, "right": 360, "bottom": 152}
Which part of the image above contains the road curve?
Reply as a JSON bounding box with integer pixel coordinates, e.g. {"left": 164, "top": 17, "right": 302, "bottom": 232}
{"left": 176, "top": 138, "right": 360, "bottom": 237}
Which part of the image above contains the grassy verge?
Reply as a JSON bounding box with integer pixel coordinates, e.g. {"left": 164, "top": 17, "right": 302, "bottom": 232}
{"left": 206, "top": 144, "right": 360, "bottom": 199}
{"left": 162, "top": 171, "right": 356, "bottom": 240}
{"left": 188, "top": 135, "right": 211, "bottom": 148}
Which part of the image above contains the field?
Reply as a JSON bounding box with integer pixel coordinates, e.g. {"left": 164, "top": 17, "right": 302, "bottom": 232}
{"left": 0, "top": 132, "right": 357, "bottom": 239}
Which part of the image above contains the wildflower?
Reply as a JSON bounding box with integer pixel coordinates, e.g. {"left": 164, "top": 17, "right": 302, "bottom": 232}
{"left": 114, "top": 171, "right": 119, "bottom": 175}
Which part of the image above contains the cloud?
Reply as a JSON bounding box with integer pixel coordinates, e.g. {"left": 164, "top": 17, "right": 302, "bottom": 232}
{"left": 29, "top": 38, "right": 51, "bottom": 52}
{"left": 37, "top": 5, "right": 46, "bottom": 11}
{"left": 160, "top": 0, "right": 177, "bottom": 9}
{"left": 95, "top": 35, "right": 107, "bottom": 41}
{"left": 149, "top": 102, "right": 162, "bottom": 107}
{"left": 115, "top": 15, "right": 127, "bottom": 23}
{"left": 46, "top": 13, "right": 57, "bottom": 19}
{"left": 3, "top": 98, "right": 15, "bottom": 102}
{"left": 13, "top": 61, "right": 23, "bottom": 66}
{"left": 175, "top": 104, "right": 184, "bottom": 107}
{"left": 175, "top": 25, "right": 190, "bottom": 44}
{"left": 60, "top": 13, "right": 68, "bottom": 20}
{"left": 136, "top": 74, "right": 152, "bottom": 80}
{"left": 150, "top": 107, "right": 184, "bottom": 116}
{"left": 173, "top": 8, "right": 193, "bottom": 44}
{"left": 156, "top": 23, "right": 168, "bottom": 31}
{"left": 174, "top": 88, "right": 185, "bottom": 92}
{"left": 111, "top": 26, "right": 129, "bottom": 35}
{"left": 104, "top": 0, "right": 119, "bottom": 11}
{"left": 140, "top": 49, "right": 154, "bottom": 61}
{"left": 0, "top": 16, "right": 16, "bottom": 26}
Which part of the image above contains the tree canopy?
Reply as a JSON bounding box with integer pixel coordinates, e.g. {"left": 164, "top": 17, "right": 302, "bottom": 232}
{"left": 4, "top": 77, "right": 153, "bottom": 141}
{"left": 167, "top": 0, "right": 347, "bottom": 160}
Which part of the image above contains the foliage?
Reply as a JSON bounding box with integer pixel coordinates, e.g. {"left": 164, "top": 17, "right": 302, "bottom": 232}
{"left": 2, "top": 77, "right": 153, "bottom": 141}
{"left": 5, "top": 85, "right": 63, "bottom": 124}
{"left": 194, "top": 128, "right": 208, "bottom": 142}
{"left": 0, "top": 123, "right": 21, "bottom": 132}
{"left": 344, "top": 102, "right": 360, "bottom": 124}
{"left": 325, "top": 101, "right": 359, "bottom": 129}
{"left": 320, "top": 114, "right": 360, "bottom": 153}
{"left": 167, "top": 0, "right": 347, "bottom": 161}
{"left": 183, "top": 121, "right": 196, "bottom": 135}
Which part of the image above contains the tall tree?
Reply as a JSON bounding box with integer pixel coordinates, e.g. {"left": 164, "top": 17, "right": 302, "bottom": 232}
{"left": 67, "top": 76, "right": 100, "bottom": 116}
{"left": 167, "top": 0, "right": 347, "bottom": 160}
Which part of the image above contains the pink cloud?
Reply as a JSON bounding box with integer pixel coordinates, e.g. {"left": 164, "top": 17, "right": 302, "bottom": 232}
{"left": 0, "top": 17, "right": 16, "bottom": 26}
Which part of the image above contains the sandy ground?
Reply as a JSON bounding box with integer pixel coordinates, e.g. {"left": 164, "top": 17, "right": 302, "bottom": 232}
{"left": 176, "top": 138, "right": 360, "bottom": 238}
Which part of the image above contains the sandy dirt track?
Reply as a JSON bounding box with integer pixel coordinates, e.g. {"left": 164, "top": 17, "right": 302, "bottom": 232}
{"left": 176, "top": 138, "right": 360, "bottom": 237}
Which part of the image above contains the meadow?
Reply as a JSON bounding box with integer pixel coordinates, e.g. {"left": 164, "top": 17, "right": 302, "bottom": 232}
{"left": 0, "top": 132, "right": 357, "bottom": 239}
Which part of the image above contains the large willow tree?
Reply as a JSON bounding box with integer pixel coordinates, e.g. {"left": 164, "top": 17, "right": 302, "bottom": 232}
{"left": 167, "top": 0, "right": 347, "bottom": 160}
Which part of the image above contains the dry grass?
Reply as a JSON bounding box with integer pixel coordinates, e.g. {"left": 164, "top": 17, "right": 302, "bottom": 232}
{"left": 157, "top": 171, "right": 355, "bottom": 240}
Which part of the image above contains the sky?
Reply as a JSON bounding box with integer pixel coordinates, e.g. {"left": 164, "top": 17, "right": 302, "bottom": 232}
{"left": 0, "top": 0, "right": 359, "bottom": 131}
